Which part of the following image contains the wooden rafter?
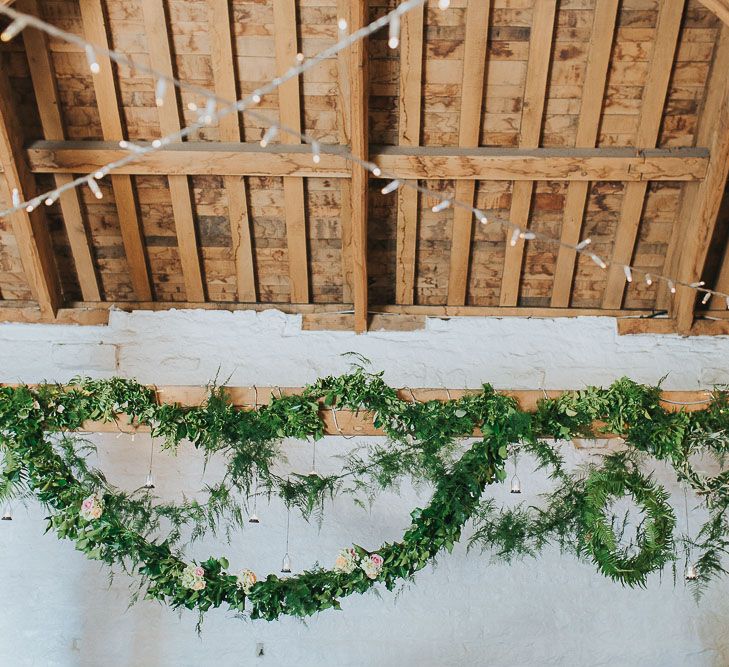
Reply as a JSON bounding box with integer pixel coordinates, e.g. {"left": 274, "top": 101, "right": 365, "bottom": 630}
{"left": 78, "top": 0, "right": 152, "bottom": 301}
{"left": 25, "top": 143, "right": 707, "bottom": 181}
{"left": 601, "top": 1, "right": 684, "bottom": 310}
{"left": 273, "top": 0, "right": 309, "bottom": 304}
{"left": 0, "top": 68, "right": 61, "bottom": 317}
{"left": 394, "top": 1, "right": 424, "bottom": 305}
{"left": 349, "top": 0, "right": 369, "bottom": 333}
{"left": 140, "top": 0, "right": 205, "bottom": 302}
{"left": 208, "top": 0, "right": 255, "bottom": 303}
{"left": 662, "top": 26, "right": 729, "bottom": 313}
{"left": 18, "top": 0, "right": 101, "bottom": 303}
{"left": 699, "top": 0, "right": 729, "bottom": 25}
{"left": 499, "top": 0, "right": 557, "bottom": 307}
{"left": 674, "top": 27, "right": 729, "bottom": 333}
{"left": 446, "top": 1, "right": 490, "bottom": 307}
{"left": 336, "top": 0, "right": 354, "bottom": 303}
{"left": 550, "top": 0, "right": 619, "bottom": 308}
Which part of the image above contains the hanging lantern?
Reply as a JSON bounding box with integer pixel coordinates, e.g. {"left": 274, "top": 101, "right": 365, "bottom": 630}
{"left": 144, "top": 472, "right": 155, "bottom": 490}
{"left": 1, "top": 503, "right": 12, "bottom": 521}
{"left": 281, "top": 552, "right": 292, "bottom": 574}
{"left": 685, "top": 563, "right": 699, "bottom": 581}
{"left": 510, "top": 475, "right": 521, "bottom": 494}
{"left": 248, "top": 513, "right": 260, "bottom": 524}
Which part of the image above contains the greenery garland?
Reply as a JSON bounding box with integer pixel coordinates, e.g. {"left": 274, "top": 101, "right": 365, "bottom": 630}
{"left": 1, "top": 367, "right": 728, "bottom": 622}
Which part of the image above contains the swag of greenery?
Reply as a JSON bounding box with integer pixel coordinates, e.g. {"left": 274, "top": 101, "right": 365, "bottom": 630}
{"left": 1, "top": 365, "right": 729, "bottom": 622}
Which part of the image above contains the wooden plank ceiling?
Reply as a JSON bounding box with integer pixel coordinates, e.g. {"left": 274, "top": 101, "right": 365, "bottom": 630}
{"left": 1, "top": 0, "right": 729, "bottom": 334}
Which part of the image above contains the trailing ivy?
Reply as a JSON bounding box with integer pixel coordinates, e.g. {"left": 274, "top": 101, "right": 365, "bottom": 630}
{"left": 0, "top": 370, "right": 728, "bottom": 621}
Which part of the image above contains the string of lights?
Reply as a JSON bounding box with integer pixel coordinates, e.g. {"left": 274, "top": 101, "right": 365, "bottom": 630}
{"left": 0, "top": 0, "right": 727, "bottom": 309}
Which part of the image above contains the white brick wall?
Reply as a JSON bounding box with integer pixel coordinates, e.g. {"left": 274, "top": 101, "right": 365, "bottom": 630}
{"left": 1, "top": 310, "right": 728, "bottom": 666}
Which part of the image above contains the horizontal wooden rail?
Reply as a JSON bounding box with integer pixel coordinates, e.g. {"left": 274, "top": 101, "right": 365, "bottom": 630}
{"left": 3, "top": 386, "right": 713, "bottom": 436}
{"left": 25, "top": 142, "right": 708, "bottom": 181}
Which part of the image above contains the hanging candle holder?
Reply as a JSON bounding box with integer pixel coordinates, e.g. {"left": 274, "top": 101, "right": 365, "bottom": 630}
{"left": 248, "top": 473, "right": 260, "bottom": 524}
{"left": 510, "top": 450, "right": 521, "bottom": 494}
{"left": 144, "top": 439, "right": 155, "bottom": 490}
{"left": 281, "top": 503, "right": 292, "bottom": 574}
{"left": 308, "top": 439, "right": 318, "bottom": 477}
{"left": 683, "top": 486, "right": 699, "bottom": 581}
{"left": 1, "top": 503, "right": 12, "bottom": 521}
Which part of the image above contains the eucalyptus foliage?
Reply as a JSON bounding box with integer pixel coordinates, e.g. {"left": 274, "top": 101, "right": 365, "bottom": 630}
{"left": 0, "top": 368, "right": 728, "bottom": 621}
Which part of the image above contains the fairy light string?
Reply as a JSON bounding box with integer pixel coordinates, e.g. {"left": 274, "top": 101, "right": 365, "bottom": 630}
{"left": 0, "top": 2, "right": 726, "bottom": 307}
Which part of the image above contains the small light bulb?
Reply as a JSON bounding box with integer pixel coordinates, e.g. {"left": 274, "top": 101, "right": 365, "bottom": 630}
{"left": 260, "top": 126, "right": 278, "bottom": 148}
{"left": 438, "top": 0, "right": 451, "bottom": 9}
{"left": 251, "top": 92, "right": 262, "bottom": 104}
{"left": 510, "top": 228, "right": 521, "bottom": 247}
{"left": 372, "top": 166, "right": 382, "bottom": 177}
{"left": 45, "top": 192, "right": 59, "bottom": 206}
{"left": 25, "top": 201, "right": 36, "bottom": 213}
{"left": 669, "top": 280, "right": 676, "bottom": 294}
{"left": 590, "top": 254, "right": 607, "bottom": 269}
{"left": 701, "top": 291, "right": 711, "bottom": 305}
{"left": 94, "top": 170, "right": 106, "bottom": 180}
{"left": 690, "top": 281, "right": 705, "bottom": 288}
{"left": 85, "top": 45, "right": 100, "bottom": 74}
{"left": 1, "top": 18, "right": 28, "bottom": 42}
{"left": 576, "top": 238, "right": 592, "bottom": 250}
{"left": 338, "top": 18, "right": 348, "bottom": 31}
{"left": 623, "top": 265, "right": 632, "bottom": 283}
{"left": 645, "top": 274, "right": 653, "bottom": 286}
{"left": 187, "top": 101, "right": 198, "bottom": 112}
{"left": 296, "top": 52, "right": 305, "bottom": 63}
{"left": 155, "top": 78, "right": 167, "bottom": 107}
{"left": 201, "top": 97, "right": 216, "bottom": 124}
{"left": 726, "top": 296, "right": 729, "bottom": 310}
{"left": 152, "top": 139, "right": 162, "bottom": 148}
{"left": 432, "top": 199, "right": 451, "bottom": 213}
{"left": 11, "top": 188, "right": 20, "bottom": 208}
{"left": 388, "top": 15, "right": 400, "bottom": 49}
{"left": 311, "top": 141, "right": 321, "bottom": 164}
{"left": 381, "top": 180, "right": 400, "bottom": 194}
{"left": 87, "top": 177, "right": 103, "bottom": 200}
{"left": 520, "top": 231, "right": 536, "bottom": 241}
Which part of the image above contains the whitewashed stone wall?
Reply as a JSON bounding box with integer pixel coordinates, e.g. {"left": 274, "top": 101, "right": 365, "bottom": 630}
{"left": 1, "top": 310, "right": 728, "bottom": 666}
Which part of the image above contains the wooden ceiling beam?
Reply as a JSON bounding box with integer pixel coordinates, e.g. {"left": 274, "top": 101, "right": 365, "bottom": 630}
{"left": 273, "top": 0, "right": 309, "bottom": 305}
{"left": 26, "top": 143, "right": 708, "bottom": 181}
{"left": 699, "top": 0, "right": 729, "bottom": 25}
{"left": 394, "top": 1, "right": 424, "bottom": 306}
{"left": 0, "top": 68, "right": 61, "bottom": 318}
{"left": 336, "top": 0, "right": 354, "bottom": 303}
{"left": 141, "top": 0, "right": 205, "bottom": 302}
{"left": 78, "top": 0, "right": 152, "bottom": 302}
{"left": 550, "top": 0, "right": 619, "bottom": 308}
{"left": 661, "top": 26, "right": 729, "bottom": 314}
{"left": 446, "top": 1, "right": 490, "bottom": 307}
{"left": 499, "top": 0, "right": 557, "bottom": 307}
{"left": 602, "top": 1, "right": 684, "bottom": 310}
{"left": 208, "top": 0, "right": 255, "bottom": 303}
{"left": 349, "top": 0, "right": 369, "bottom": 333}
{"left": 674, "top": 27, "right": 729, "bottom": 334}
{"left": 19, "top": 0, "right": 101, "bottom": 303}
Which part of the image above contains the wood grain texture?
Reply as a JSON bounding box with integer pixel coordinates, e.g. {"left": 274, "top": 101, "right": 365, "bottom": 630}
{"left": 78, "top": 0, "right": 152, "bottom": 301}
{"left": 26, "top": 144, "right": 707, "bottom": 181}
{"left": 674, "top": 29, "right": 729, "bottom": 333}
{"left": 140, "top": 0, "right": 204, "bottom": 302}
{"left": 273, "top": 0, "right": 309, "bottom": 304}
{"left": 602, "top": 1, "right": 685, "bottom": 310}
{"left": 447, "top": 0, "right": 490, "bottom": 306}
{"left": 208, "top": 0, "right": 256, "bottom": 303}
{"left": 499, "top": 0, "right": 557, "bottom": 307}
{"left": 394, "top": 1, "right": 423, "bottom": 305}
{"left": 19, "top": 0, "right": 100, "bottom": 302}
{"left": 551, "top": 0, "right": 619, "bottom": 308}
{"left": 0, "top": 69, "right": 60, "bottom": 317}
{"left": 349, "top": 0, "right": 369, "bottom": 333}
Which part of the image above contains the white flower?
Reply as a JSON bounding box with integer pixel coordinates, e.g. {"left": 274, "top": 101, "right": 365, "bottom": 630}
{"left": 79, "top": 493, "right": 104, "bottom": 521}
{"left": 56, "top": 404, "right": 65, "bottom": 413}
{"left": 236, "top": 568, "right": 257, "bottom": 594}
{"left": 333, "top": 547, "right": 358, "bottom": 574}
{"left": 181, "top": 564, "right": 206, "bottom": 591}
{"left": 360, "top": 553, "right": 384, "bottom": 580}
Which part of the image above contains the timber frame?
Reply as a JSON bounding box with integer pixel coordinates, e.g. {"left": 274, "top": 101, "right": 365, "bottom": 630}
{"left": 1, "top": 1, "right": 729, "bottom": 334}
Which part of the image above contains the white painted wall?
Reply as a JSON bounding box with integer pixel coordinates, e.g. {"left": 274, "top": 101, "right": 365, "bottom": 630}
{"left": 1, "top": 310, "right": 729, "bottom": 667}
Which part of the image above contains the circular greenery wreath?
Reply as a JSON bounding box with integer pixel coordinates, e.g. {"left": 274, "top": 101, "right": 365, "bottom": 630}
{"left": 0, "top": 368, "right": 728, "bottom": 622}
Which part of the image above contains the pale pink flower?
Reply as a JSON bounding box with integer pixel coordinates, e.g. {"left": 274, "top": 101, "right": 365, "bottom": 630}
{"left": 370, "top": 554, "right": 384, "bottom": 567}
{"left": 192, "top": 579, "right": 206, "bottom": 591}
{"left": 194, "top": 566, "right": 204, "bottom": 578}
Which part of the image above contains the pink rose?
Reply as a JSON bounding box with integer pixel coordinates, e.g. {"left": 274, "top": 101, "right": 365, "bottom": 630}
{"left": 194, "top": 566, "right": 204, "bottom": 578}
{"left": 370, "top": 554, "right": 383, "bottom": 567}
{"left": 82, "top": 499, "right": 93, "bottom": 510}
